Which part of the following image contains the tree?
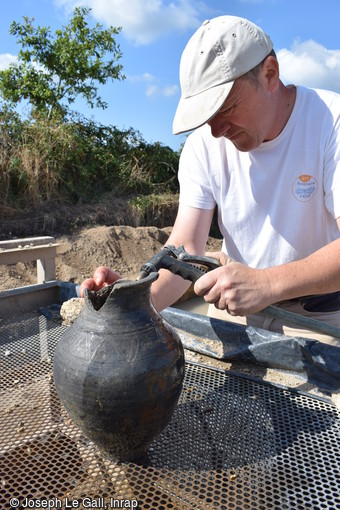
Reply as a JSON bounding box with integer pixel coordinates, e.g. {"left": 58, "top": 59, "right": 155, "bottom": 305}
{"left": 0, "top": 7, "right": 125, "bottom": 120}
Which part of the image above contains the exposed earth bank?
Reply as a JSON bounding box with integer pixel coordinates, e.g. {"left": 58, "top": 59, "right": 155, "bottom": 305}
{"left": 0, "top": 224, "right": 222, "bottom": 290}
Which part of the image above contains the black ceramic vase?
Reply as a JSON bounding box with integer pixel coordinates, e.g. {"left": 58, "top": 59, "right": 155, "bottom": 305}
{"left": 53, "top": 272, "right": 185, "bottom": 462}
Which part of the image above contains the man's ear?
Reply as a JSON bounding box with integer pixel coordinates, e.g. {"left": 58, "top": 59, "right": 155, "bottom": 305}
{"left": 261, "top": 56, "right": 280, "bottom": 91}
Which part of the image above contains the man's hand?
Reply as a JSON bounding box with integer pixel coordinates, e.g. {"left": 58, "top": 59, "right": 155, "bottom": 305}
{"left": 79, "top": 266, "right": 122, "bottom": 297}
{"left": 194, "top": 259, "right": 273, "bottom": 316}
{"left": 204, "top": 251, "right": 232, "bottom": 266}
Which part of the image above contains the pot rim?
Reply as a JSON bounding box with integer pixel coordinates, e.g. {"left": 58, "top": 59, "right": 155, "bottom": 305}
{"left": 83, "top": 271, "right": 159, "bottom": 311}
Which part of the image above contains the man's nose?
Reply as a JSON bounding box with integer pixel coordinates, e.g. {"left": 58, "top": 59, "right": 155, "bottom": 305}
{"left": 208, "top": 115, "right": 230, "bottom": 138}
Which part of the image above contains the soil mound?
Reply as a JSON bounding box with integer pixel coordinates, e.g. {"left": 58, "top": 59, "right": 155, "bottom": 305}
{"left": 0, "top": 225, "right": 222, "bottom": 290}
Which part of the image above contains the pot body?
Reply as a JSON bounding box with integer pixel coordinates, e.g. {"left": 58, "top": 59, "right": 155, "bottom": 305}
{"left": 53, "top": 274, "right": 184, "bottom": 462}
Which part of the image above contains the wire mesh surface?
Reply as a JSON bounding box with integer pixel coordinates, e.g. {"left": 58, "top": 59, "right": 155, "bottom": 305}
{"left": 0, "top": 312, "right": 340, "bottom": 510}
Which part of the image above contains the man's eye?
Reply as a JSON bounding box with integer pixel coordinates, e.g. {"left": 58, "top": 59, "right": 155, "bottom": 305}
{"left": 224, "top": 105, "right": 236, "bottom": 115}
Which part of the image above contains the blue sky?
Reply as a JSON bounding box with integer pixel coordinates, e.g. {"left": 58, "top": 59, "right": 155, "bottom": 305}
{"left": 1, "top": 0, "right": 340, "bottom": 152}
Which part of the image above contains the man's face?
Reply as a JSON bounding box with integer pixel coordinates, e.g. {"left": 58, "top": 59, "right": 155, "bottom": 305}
{"left": 207, "top": 75, "right": 272, "bottom": 152}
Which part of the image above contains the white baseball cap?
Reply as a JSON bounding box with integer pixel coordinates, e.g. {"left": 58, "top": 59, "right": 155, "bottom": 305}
{"left": 173, "top": 16, "right": 273, "bottom": 135}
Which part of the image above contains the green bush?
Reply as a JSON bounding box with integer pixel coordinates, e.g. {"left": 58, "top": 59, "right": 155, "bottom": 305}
{"left": 129, "top": 193, "right": 179, "bottom": 227}
{"left": 0, "top": 108, "right": 180, "bottom": 208}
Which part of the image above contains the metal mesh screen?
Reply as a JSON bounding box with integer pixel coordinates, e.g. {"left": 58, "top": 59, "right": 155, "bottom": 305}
{"left": 1, "top": 312, "right": 339, "bottom": 509}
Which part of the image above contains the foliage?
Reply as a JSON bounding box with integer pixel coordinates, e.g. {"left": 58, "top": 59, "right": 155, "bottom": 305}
{"left": 0, "top": 109, "right": 180, "bottom": 207}
{"left": 117, "top": 135, "right": 179, "bottom": 194}
{"left": 0, "top": 7, "right": 124, "bottom": 120}
{"left": 0, "top": 7, "right": 180, "bottom": 223}
{"left": 129, "top": 193, "right": 179, "bottom": 227}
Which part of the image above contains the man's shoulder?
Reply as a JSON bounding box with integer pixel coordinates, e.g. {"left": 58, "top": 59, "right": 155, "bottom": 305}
{"left": 298, "top": 85, "right": 340, "bottom": 108}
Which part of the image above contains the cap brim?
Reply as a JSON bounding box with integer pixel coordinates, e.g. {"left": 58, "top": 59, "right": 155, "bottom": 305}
{"left": 172, "top": 81, "right": 234, "bottom": 135}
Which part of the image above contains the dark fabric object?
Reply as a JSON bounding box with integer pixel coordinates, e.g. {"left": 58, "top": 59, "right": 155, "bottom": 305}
{"left": 299, "top": 291, "right": 340, "bottom": 312}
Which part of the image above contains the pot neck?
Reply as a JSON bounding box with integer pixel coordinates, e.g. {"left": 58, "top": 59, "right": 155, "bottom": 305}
{"left": 84, "top": 272, "right": 159, "bottom": 312}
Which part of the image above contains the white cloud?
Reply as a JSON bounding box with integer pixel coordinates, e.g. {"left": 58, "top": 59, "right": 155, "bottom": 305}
{"left": 0, "top": 53, "right": 17, "bottom": 70}
{"left": 278, "top": 40, "right": 340, "bottom": 93}
{"left": 54, "top": 0, "right": 207, "bottom": 45}
{"left": 127, "top": 72, "right": 178, "bottom": 97}
{"left": 127, "top": 72, "right": 155, "bottom": 83}
{"left": 146, "top": 84, "right": 158, "bottom": 97}
{"left": 162, "top": 84, "right": 179, "bottom": 97}
{"left": 146, "top": 83, "right": 179, "bottom": 97}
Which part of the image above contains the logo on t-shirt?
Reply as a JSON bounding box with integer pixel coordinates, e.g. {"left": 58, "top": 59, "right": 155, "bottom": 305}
{"left": 292, "top": 174, "right": 318, "bottom": 202}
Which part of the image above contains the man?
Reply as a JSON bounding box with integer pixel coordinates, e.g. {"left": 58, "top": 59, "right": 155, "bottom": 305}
{"left": 81, "top": 15, "right": 340, "bottom": 345}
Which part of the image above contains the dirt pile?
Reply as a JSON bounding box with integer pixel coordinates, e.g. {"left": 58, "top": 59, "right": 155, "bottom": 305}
{"left": 0, "top": 225, "right": 222, "bottom": 290}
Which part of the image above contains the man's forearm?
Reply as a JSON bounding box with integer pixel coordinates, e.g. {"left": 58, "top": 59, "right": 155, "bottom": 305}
{"left": 151, "top": 269, "right": 192, "bottom": 311}
{"left": 268, "top": 237, "right": 340, "bottom": 302}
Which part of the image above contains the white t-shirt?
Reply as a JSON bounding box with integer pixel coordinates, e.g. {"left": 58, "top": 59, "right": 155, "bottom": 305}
{"left": 178, "top": 86, "right": 340, "bottom": 269}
